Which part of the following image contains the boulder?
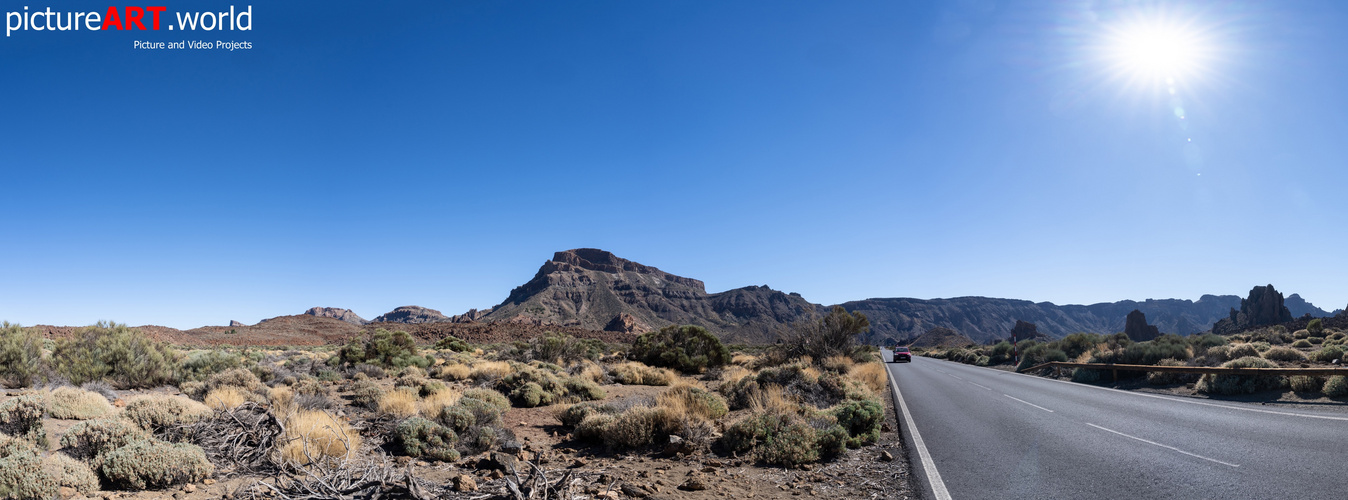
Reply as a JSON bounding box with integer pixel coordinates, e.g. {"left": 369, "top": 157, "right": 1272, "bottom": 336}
{"left": 1123, "top": 310, "right": 1160, "bottom": 342}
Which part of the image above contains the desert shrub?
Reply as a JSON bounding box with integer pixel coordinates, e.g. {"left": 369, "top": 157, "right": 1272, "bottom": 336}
{"left": 499, "top": 364, "right": 564, "bottom": 407}
{"left": 79, "top": 381, "right": 117, "bottom": 402}
{"left": 48, "top": 386, "right": 113, "bottom": 420}
{"left": 776, "top": 306, "right": 873, "bottom": 364}
{"left": 0, "top": 438, "right": 55, "bottom": 500}
{"left": 1310, "top": 337, "right": 1325, "bottom": 345}
{"left": 1196, "top": 357, "right": 1286, "bottom": 395}
{"left": 100, "top": 440, "right": 213, "bottom": 490}
{"left": 657, "top": 384, "right": 728, "bottom": 421}
{"left": 1289, "top": 376, "right": 1325, "bottom": 394}
{"left": 0, "top": 393, "right": 48, "bottom": 446}
{"left": 434, "top": 335, "right": 471, "bottom": 353}
{"left": 831, "top": 398, "right": 883, "bottom": 448}
{"left": 1016, "top": 345, "right": 1069, "bottom": 372}
{"left": 988, "top": 341, "right": 1015, "bottom": 365}
{"left": 348, "top": 378, "right": 384, "bottom": 410}
{"left": 1291, "top": 339, "right": 1312, "bottom": 348}
{"left": 437, "top": 394, "right": 508, "bottom": 454}
{"left": 418, "top": 390, "right": 462, "bottom": 418}
{"left": 295, "top": 393, "right": 333, "bottom": 411}
{"left": 122, "top": 395, "right": 212, "bottom": 435}
{"left": 0, "top": 323, "right": 45, "bottom": 388}
{"left": 1324, "top": 376, "right": 1348, "bottom": 397}
{"left": 280, "top": 411, "right": 360, "bottom": 466}
{"left": 393, "top": 417, "right": 460, "bottom": 462}
{"left": 1262, "top": 346, "right": 1306, "bottom": 363}
{"left": 352, "top": 363, "right": 386, "bottom": 379}
{"left": 42, "top": 453, "right": 98, "bottom": 494}
{"left": 722, "top": 412, "right": 819, "bottom": 466}
{"left": 1145, "top": 359, "right": 1194, "bottom": 385}
{"left": 610, "top": 362, "right": 675, "bottom": 386}
{"left": 564, "top": 377, "right": 606, "bottom": 401}
{"left": 630, "top": 325, "right": 732, "bottom": 374}
{"left": 501, "top": 332, "right": 605, "bottom": 363}
{"left": 461, "top": 388, "right": 511, "bottom": 412}
{"left": 603, "top": 406, "right": 667, "bottom": 450}
{"left": 556, "top": 402, "right": 619, "bottom": 428}
{"left": 436, "top": 363, "right": 471, "bottom": 381}
{"left": 203, "top": 386, "right": 250, "bottom": 411}
{"left": 1308, "top": 318, "right": 1324, "bottom": 335}
{"left": 337, "top": 329, "right": 430, "bottom": 370}
{"left": 819, "top": 355, "right": 855, "bottom": 374}
{"left": 1228, "top": 343, "right": 1259, "bottom": 359}
{"left": 1188, "top": 334, "right": 1227, "bottom": 351}
{"left": 575, "top": 413, "right": 616, "bottom": 442}
{"left": 1293, "top": 329, "right": 1310, "bottom": 340}
{"left": 1310, "top": 345, "right": 1344, "bottom": 363}
{"left": 51, "top": 322, "right": 180, "bottom": 389}
{"left": 1202, "top": 345, "right": 1231, "bottom": 365}
{"left": 178, "top": 349, "right": 243, "bottom": 383}
{"left": 59, "top": 417, "right": 150, "bottom": 462}
{"left": 1071, "top": 366, "right": 1106, "bottom": 383}
{"left": 378, "top": 387, "right": 421, "bottom": 418}
{"left": 1117, "top": 335, "right": 1191, "bottom": 366}
{"left": 1057, "top": 333, "right": 1102, "bottom": 360}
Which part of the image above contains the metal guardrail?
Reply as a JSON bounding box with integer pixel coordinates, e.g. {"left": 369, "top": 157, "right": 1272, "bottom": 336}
{"left": 1020, "top": 361, "right": 1348, "bottom": 378}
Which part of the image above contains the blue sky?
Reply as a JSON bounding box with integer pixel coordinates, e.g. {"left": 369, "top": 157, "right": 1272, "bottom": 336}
{"left": 2, "top": 0, "right": 1345, "bottom": 328}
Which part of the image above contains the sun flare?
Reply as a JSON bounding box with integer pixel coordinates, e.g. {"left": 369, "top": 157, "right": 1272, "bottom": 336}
{"left": 1104, "top": 18, "right": 1213, "bottom": 85}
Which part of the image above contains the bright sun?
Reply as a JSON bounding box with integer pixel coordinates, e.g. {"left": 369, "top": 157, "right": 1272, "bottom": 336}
{"left": 1105, "top": 19, "right": 1211, "bottom": 85}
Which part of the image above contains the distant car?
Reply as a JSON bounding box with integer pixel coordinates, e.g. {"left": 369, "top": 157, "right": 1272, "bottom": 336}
{"left": 892, "top": 347, "right": 911, "bottom": 363}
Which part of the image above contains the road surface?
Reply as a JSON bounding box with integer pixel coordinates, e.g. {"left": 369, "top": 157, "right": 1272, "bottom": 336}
{"left": 883, "top": 353, "right": 1348, "bottom": 500}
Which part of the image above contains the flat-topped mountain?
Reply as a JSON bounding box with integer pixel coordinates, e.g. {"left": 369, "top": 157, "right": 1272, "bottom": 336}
{"left": 303, "top": 307, "right": 367, "bottom": 325}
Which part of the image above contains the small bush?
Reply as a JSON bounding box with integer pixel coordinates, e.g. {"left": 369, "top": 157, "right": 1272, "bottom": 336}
{"left": 603, "top": 406, "right": 666, "bottom": 450}
{"left": 377, "top": 387, "right": 421, "bottom": 418}
{"left": 0, "top": 393, "right": 48, "bottom": 446}
{"left": 610, "top": 362, "right": 675, "bottom": 386}
{"left": 1308, "top": 318, "right": 1324, "bottom": 335}
{"left": 630, "top": 325, "right": 732, "bottom": 374}
{"left": 434, "top": 335, "right": 471, "bottom": 353}
{"left": 337, "top": 329, "right": 430, "bottom": 370}
{"left": 1311, "top": 345, "right": 1344, "bottom": 363}
{"left": 1228, "top": 344, "right": 1259, "bottom": 359}
{"left": 1291, "top": 339, "right": 1312, "bottom": 348}
{"left": 849, "top": 362, "right": 888, "bottom": 396}
{"left": 1016, "top": 345, "right": 1068, "bottom": 372}
{"left": 50, "top": 322, "right": 180, "bottom": 389}
{"left": 722, "top": 412, "right": 819, "bottom": 466}
{"left": 776, "top": 306, "right": 873, "bottom": 363}
{"left": 1262, "top": 346, "right": 1306, "bottom": 363}
{"left": 501, "top": 332, "right": 606, "bottom": 363}
{"left": 575, "top": 413, "right": 616, "bottom": 442}
{"left": 0, "top": 323, "right": 45, "bottom": 388}
{"left": 1324, "top": 376, "right": 1348, "bottom": 397}
{"left": 348, "top": 378, "right": 384, "bottom": 410}
{"left": 657, "top": 385, "right": 728, "bottom": 421}
{"left": 178, "top": 349, "right": 243, "bottom": 383}
{"left": 100, "top": 440, "right": 213, "bottom": 490}
{"left": 1188, "top": 333, "right": 1227, "bottom": 352}
{"left": 352, "top": 364, "right": 387, "bottom": 379}
{"left": 0, "top": 438, "right": 55, "bottom": 500}
{"left": 58, "top": 417, "right": 150, "bottom": 463}
{"left": 393, "top": 417, "right": 460, "bottom": 462}
{"left": 280, "top": 411, "right": 360, "bottom": 466}
{"left": 1289, "top": 376, "right": 1325, "bottom": 394}
{"left": 122, "top": 395, "right": 212, "bottom": 435}
{"left": 43, "top": 452, "right": 99, "bottom": 494}
{"left": 436, "top": 363, "right": 471, "bottom": 381}
{"left": 461, "top": 388, "right": 510, "bottom": 412}
{"left": 48, "top": 387, "right": 113, "bottom": 420}
{"left": 1196, "top": 357, "right": 1286, "bottom": 395}
{"left": 556, "top": 402, "right": 618, "bottom": 428}
{"left": 1145, "top": 359, "right": 1192, "bottom": 385}
{"left": 831, "top": 398, "right": 883, "bottom": 448}
{"left": 204, "top": 367, "right": 262, "bottom": 393}
{"left": 468, "top": 361, "right": 514, "bottom": 382}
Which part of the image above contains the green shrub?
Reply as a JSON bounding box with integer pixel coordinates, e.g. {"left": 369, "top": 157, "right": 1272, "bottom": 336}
{"left": 0, "top": 394, "right": 48, "bottom": 446}
{"left": 1310, "top": 337, "right": 1324, "bottom": 345}
{"left": 393, "top": 417, "right": 460, "bottom": 462}
{"left": 1311, "top": 346, "right": 1344, "bottom": 363}
{"left": 43, "top": 453, "right": 99, "bottom": 494}
{"left": 1057, "top": 333, "right": 1102, "bottom": 360}
{"left": 575, "top": 413, "right": 616, "bottom": 442}
{"left": 987, "top": 341, "right": 1015, "bottom": 365}
{"left": 461, "top": 388, "right": 510, "bottom": 413}
{"left": 630, "top": 325, "right": 731, "bottom": 374}
{"left": 813, "top": 422, "right": 849, "bottom": 459}
{"left": 178, "top": 349, "right": 243, "bottom": 383}
{"left": 48, "top": 387, "right": 113, "bottom": 420}
{"left": 0, "top": 323, "right": 45, "bottom": 388}
{"left": 831, "top": 398, "right": 883, "bottom": 447}
{"left": 439, "top": 392, "right": 508, "bottom": 454}
{"left": 557, "top": 402, "right": 618, "bottom": 428}
{"left": 722, "top": 412, "right": 819, "bottom": 466}
{"left": 1196, "top": 357, "right": 1286, "bottom": 395}
{"left": 659, "top": 385, "right": 727, "bottom": 420}
{"left": 1324, "top": 376, "right": 1348, "bottom": 397}
{"left": 563, "top": 377, "right": 606, "bottom": 401}
{"left": 1291, "top": 339, "right": 1312, "bottom": 348}
{"left": 1262, "top": 347, "right": 1306, "bottom": 363}
{"left": 503, "top": 332, "right": 605, "bottom": 363}
{"left": 51, "top": 322, "right": 180, "bottom": 389}
{"left": 1308, "top": 318, "right": 1324, "bottom": 335}
{"left": 1188, "top": 333, "right": 1227, "bottom": 351}
{"left": 434, "top": 335, "right": 472, "bottom": 353}
{"left": 122, "top": 395, "right": 212, "bottom": 435}
{"left": 775, "top": 306, "right": 873, "bottom": 363}
{"left": 348, "top": 378, "right": 384, "bottom": 410}
{"left": 100, "top": 440, "right": 213, "bottom": 490}
{"left": 498, "top": 363, "right": 603, "bottom": 408}
{"left": 603, "top": 406, "right": 666, "bottom": 450}
{"left": 59, "top": 417, "right": 150, "bottom": 463}
{"left": 1146, "top": 359, "right": 1192, "bottom": 385}
{"left": 1016, "top": 345, "right": 1068, "bottom": 372}
{"left": 337, "top": 329, "right": 430, "bottom": 370}
{"left": 1289, "top": 376, "right": 1325, "bottom": 394}
{"left": 1228, "top": 344, "right": 1259, "bottom": 359}
{"left": 0, "top": 437, "right": 55, "bottom": 500}
{"left": 610, "top": 362, "right": 675, "bottom": 386}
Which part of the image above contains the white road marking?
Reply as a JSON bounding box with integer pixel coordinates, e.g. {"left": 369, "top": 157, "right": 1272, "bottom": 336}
{"left": 967, "top": 381, "right": 993, "bottom": 391}
{"left": 888, "top": 366, "right": 954, "bottom": 500}
{"left": 933, "top": 357, "right": 1348, "bottom": 422}
{"left": 1003, "top": 394, "right": 1055, "bottom": 412}
{"left": 1086, "top": 423, "right": 1240, "bottom": 468}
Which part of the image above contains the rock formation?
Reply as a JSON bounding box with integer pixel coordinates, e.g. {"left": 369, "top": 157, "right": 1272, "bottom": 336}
{"left": 1123, "top": 309, "right": 1160, "bottom": 341}
{"left": 1212, "top": 284, "right": 1295, "bottom": 334}
{"left": 303, "top": 307, "right": 368, "bottom": 325}
{"left": 1008, "top": 320, "right": 1050, "bottom": 342}
{"left": 603, "top": 313, "right": 650, "bottom": 335}
{"left": 908, "top": 327, "right": 975, "bottom": 349}
{"left": 229, "top": 320, "right": 245, "bottom": 327}
{"left": 373, "top": 306, "right": 452, "bottom": 324}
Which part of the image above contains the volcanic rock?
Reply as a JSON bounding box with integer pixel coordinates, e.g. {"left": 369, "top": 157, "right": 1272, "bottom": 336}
{"left": 1008, "top": 320, "right": 1049, "bottom": 342}
{"left": 228, "top": 320, "right": 245, "bottom": 327}
{"left": 1123, "top": 309, "right": 1160, "bottom": 342}
{"left": 303, "top": 307, "right": 367, "bottom": 325}
{"left": 604, "top": 313, "right": 650, "bottom": 334}
{"left": 907, "top": 327, "right": 974, "bottom": 349}
{"left": 373, "top": 305, "right": 451, "bottom": 324}
{"left": 1212, "top": 285, "right": 1295, "bottom": 334}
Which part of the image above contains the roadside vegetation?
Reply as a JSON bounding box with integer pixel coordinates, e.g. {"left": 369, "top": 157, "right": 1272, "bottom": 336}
{"left": 917, "top": 325, "right": 1348, "bottom": 396}
{"left": 0, "top": 311, "right": 892, "bottom": 497}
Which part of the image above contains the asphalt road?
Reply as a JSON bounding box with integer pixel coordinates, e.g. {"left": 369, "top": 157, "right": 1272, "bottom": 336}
{"left": 882, "top": 353, "right": 1348, "bottom": 500}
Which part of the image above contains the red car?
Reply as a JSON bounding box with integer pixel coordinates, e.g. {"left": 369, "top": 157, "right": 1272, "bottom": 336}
{"left": 891, "top": 346, "right": 911, "bottom": 363}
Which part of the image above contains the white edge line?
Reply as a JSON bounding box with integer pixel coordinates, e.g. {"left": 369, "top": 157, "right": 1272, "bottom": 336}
{"left": 888, "top": 364, "right": 954, "bottom": 500}
{"left": 968, "top": 381, "right": 993, "bottom": 391}
{"left": 926, "top": 357, "right": 1348, "bottom": 422}
{"left": 1003, "top": 394, "right": 1054, "bottom": 412}
{"left": 1086, "top": 423, "right": 1240, "bottom": 468}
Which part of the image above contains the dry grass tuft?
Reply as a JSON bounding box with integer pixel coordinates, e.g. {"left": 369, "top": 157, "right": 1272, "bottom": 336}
{"left": 718, "top": 365, "right": 752, "bottom": 386}
{"left": 269, "top": 386, "right": 296, "bottom": 416}
{"left": 418, "top": 389, "right": 462, "bottom": 417}
{"left": 203, "top": 386, "right": 249, "bottom": 411}
{"left": 377, "top": 387, "right": 420, "bottom": 418}
{"left": 47, "top": 386, "right": 113, "bottom": 420}
{"left": 575, "top": 360, "right": 606, "bottom": 383}
{"left": 731, "top": 354, "right": 758, "bottom": 366}
{"left": 279, "top": 411, "right": 360, "bottom": 466}
{"left": 436, "top": 363, "right": 471, "bottom": 381}
{"left": 610, "top": 362, "right": 675, "bottom": 386}
{"left": 470, "top": 361, "right": 514, "bottom": 381}
{"left": 848, "top": 362, "right": 888, "bottom": 396}
{"left": 748, "top": 385, "right": 798, "bottom": 415}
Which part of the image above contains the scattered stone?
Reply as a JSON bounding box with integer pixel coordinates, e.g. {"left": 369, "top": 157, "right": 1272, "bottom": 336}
{"left": 881, "top": 423, "right": 892, "bottom": 432}
{"left": 638, "top": 470, "right": 651, "bottom": 478}
{"left": 480, "top": 451, "right": 517, "bottom": 471}
{"left": 183, "top": 484, "right": 196, "bottom": 493}
{"left": 57, "top": 487, "right": 75, "bottom": 499}
{"left": 596, "top": 491, "right": 620, "bottom": 500}
{"left": 880, "top": 451, "right": 894, "bottom": 462}
{"left": 664, "top": 435, "right": 693, "bottom": 456}
{"left": 489, "top": 470, "right": 504, "bottom": 480}
{"left": 704, "top": 458, "right": 723, "bottom": 467}
{"left": 571, "top": 458, "right": 587, "bottom": 468}
{"left": 203, "top": 479, "right": 216, "bottom": 486}
{"left": 416, "top": 461, "right": 430, "bottom": 467}
{"left": 701, "top": 466, "right": 717, "bottom": 473}
{"left": 621, "top": 484, "right": 650, "bottom": 498}
{"left": 679, "top": 478, "right": 708, "bottom": 491}
{"left": 453, "top": 474, "right": 478, "bottom": 492}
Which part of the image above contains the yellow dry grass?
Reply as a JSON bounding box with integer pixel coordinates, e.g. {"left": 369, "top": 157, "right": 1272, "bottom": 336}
{"left": 436, "top": 363, "right": 471, "bottom": 381}
{"left": 204, "top": 386, "right": 248, "bottom": 411}
{"left": 748, "top": 385, "right": 797, "bottom": 415}
{"left": 280, "top": 411, "right": 360, "bottom": 465}
{"left": 848, "top": 362, "right": 888, "bottom": 397}
{"left": 470, "top": 361, "right": 514, "bottom": 380}
{"left": 718, "top": 365, "right": 752, "bottom": 386}
{"left": 731, "top": 353, "right": 757, "bottom": 366}
{"left": 821, "top": 355, "right": 856, "bottom": 372}
{"left": 574, "top": 360, "right": 605, "bottom": 383}
{"left": 377, "top": 387, "right": 420, "bottom": 418}
{"left": 269, "top": 386, "right": 297, "bottom": 416}
{"left": 611, "top": 362, "right": 675, "bottom": 386}
{"left": 418, "top": 388, "right": 462, "bottom": 417}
